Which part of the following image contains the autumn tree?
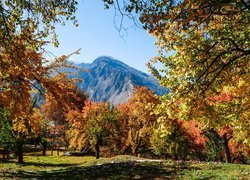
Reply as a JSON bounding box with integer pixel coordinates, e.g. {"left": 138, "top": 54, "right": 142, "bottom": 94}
{"left": 117, "top": 86, "right": 160, "bottom": 156}
{"left": 0, "top": 100, "right": 45, "bottom": 163}
{"left": 116, "top": 103, "right": 132, "bottom": 154}
{"left": 42, "top": 75, "right": 87, "bottom": 154}
{"left": 104, "top": 0, "right": 250, "bottom": 162}
{"left": 0, "top": 0, "right": 78, "bottom": 49}
{"left": 172, "top": 85, "right": 249, "bottom": 163}
{"left": 0, "top": 39, "right": 81, "bottom": 163}
{"left": 151, "top": 119, "right": 206, "bottom": 160}
{"left": 202, "top": 87, "right": 249, "bottom": 163}
{"left": 67, "top": 101, "right": 120, "bottom": 159}
{"left": 0, "top": 0, "right": 81, "bottom": 163}
{"left": 103, "top": 1, "right": 249, "bottom": 93}
{"left": 115, "top": 0, "right": 250, "bottom": 116}
{"left": 149, "top": 94, "right": 206, "bottom": 160}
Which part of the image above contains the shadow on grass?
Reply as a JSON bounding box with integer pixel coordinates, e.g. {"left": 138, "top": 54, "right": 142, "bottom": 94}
{"left": 0, "top": 161, "right": 200, "bottom": 179}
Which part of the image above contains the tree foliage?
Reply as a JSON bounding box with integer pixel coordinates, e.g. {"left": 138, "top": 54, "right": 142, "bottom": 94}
{"left": 0, "top": 0, "right": 80, "bottom": 163}
{"left": 117, "top": 86, "right": 160, "bottom": 155}
{"left": 103, "top": 0, "right": 250, "bottom": 162}
{"left": 0, "top": 108, "right": 15, "bottom": 151}
{"left": 103, "top": 1, "right": 249, "bottom": 104}
{"left": 42, "top": 76, "right": 87, "bottom": 151}
{"left": 0, "top": 0, "right": 78, "bottom": 49}
{"left": 0, "top": 0, "right": 249, "bottom": 164}
{"left": 67, "top": 101, "right": 120, "bottom": 159}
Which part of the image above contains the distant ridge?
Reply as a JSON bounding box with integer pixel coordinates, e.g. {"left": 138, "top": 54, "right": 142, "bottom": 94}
{"left": 68, "top": 56, "right": 168, "bottom": 105}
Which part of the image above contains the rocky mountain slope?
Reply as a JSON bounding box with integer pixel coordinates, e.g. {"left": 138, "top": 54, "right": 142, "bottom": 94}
{"left": 69, "top": 56, "right": 168, "bottom": 105}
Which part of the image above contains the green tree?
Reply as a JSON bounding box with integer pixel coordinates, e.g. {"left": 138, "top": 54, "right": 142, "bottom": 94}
{"left": 0, "top": 108, "right": 15, "bottom": 160}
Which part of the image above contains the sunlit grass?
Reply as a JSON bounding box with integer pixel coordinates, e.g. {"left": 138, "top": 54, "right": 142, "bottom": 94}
{"left": 176, "top": 161, "right": 250, "bottom": 179}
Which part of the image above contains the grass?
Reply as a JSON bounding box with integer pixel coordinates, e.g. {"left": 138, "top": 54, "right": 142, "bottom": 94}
{"left": 0, "top": 155, "right": 249, "bottom": 179}
{"left": 177, "top": 161, "right": 250, "bottom": 179}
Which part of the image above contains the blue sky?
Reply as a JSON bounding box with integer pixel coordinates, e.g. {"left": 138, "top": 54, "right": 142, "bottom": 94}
{"left": 46, "top": 0, "right": 157, "bottom": 73}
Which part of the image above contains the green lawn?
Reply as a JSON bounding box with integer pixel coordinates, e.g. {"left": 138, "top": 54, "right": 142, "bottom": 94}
{"left": 0, "top": 155, "right": 249, "bottom": 179}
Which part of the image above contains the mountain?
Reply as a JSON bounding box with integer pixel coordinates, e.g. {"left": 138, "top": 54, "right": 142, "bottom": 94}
{"left": 68, "top": 56, "right": 168, "bottom": 105}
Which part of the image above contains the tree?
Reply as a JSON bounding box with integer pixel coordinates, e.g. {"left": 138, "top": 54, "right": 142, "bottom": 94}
{"left": 0, "top": 0, "right": 80, "bottom": 163}
{"left": 116, "top": 103, "right": 132, "bottom": 154}
{"left": 117, "top": 0, "right": 250, "bottom": 107}
{"left": 151, "top": 119, "right": 206, "bottom": 160}
{"left": 67, "top": 101, "right": 120, "bottom": 159}
{"left": 0, "top": 47, "right": 78, "bottom": 163}
{"left": 0, "top": 0, "right": 78, "bottom": 49}
{"left": 150, "top": 96, "right": 206, "bottom": 160}
{"left": 103, "top": 1, "right": 249, "bottom": 93}
{"left": 42, "top": 76, "right": 87, "bottom": 154}
{"left": 117, "top": 86, "right": 160, "bottom": 155}
{"left": 179, "top": 86, "right": 250, "bottom": 163}
{"left": 39, "top": 119, "right": 50, "bottom": 156}
{"left": 0, "top": 104, "right": 44, "bottom": 163}
{"left": 0, "top": 108, "right": 15, "bottom": 160}
{"left": 0, "top": 0, "right": 79, "bottom": 95}
{"left": 204, "top": 88, "right": 249, "bottom": 163}
{"left": 104, "top": 1, "right": 250, "bottom": 162}
{"left": 0, "top": 38, "right": 80, "bottom": 163}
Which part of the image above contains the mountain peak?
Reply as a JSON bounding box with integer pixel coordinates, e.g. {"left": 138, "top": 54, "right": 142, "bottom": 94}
{"left": 93, "top": 56, "right": 128, "bottom": 67}
{"left": 69, "top": 56, "right": 168, "bottom": 105}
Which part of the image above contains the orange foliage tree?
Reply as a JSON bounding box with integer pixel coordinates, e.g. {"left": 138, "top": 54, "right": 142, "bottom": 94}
{"left": 67, "top": 101, "right": 120, "bottom": 159}
{"left": 117, "top": 86, "right": 160, "bottom": 155}
{"left": 0, "top": 36, "right": 80, "bottom": 163}
{"left": 42, "top": 74, "right": 87, "bottom": 155}
{"left": 186, "top": 83, "right": 250, "bottom": 163}
{"left": 0, "top": 0, "right": 79, "bottom": 164}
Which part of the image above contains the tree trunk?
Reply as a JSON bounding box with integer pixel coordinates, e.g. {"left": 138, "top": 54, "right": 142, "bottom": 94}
{"left": 123, "top": 145, "right": 131, "bottom": 155}
{"left": 57, "top": 146, "right": 60, "bottom": 156}
{"left": 133, "top": 132, "right": 141, "bottom": 156}
{"left": 17, "top": 141, "right": 24, "bottom": 164}
{"left": 132, "top": 146, "right": 138, "bottom": 156}
{"left": 240, "top": 153, "right": 246, "bottom": 164}
{"left": 223, "top": 135, "right": 231, "bottom": 163}
{"left": 6, "top": 147, "right": 9, "bottom": 159}
{"left": 95, "top": 142, "right": 100, "bottom": 159}
{"left": 2, "top": 147, "right": 6, "bottom": 161}
{"left": 42, "top": 141, "right": 47, "bottom": 156}
{"left": 133, "top": 136, "right": 142, "bottom": 156}
{"left": 219, "top": 153, "right": 224, "bottom": 162}
{"left": 51, "top": 147, "right": 54, "bottom": 156}
{"left": 173, "top": 153, "right": 178, "bottom": 160}
{"left": 35, "top": 141, "right": 38, "bottom": 149}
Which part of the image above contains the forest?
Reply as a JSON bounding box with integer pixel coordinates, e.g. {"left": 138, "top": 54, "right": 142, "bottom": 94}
{"left": 0, "top": 0, "right": 249, "bottom": 179}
